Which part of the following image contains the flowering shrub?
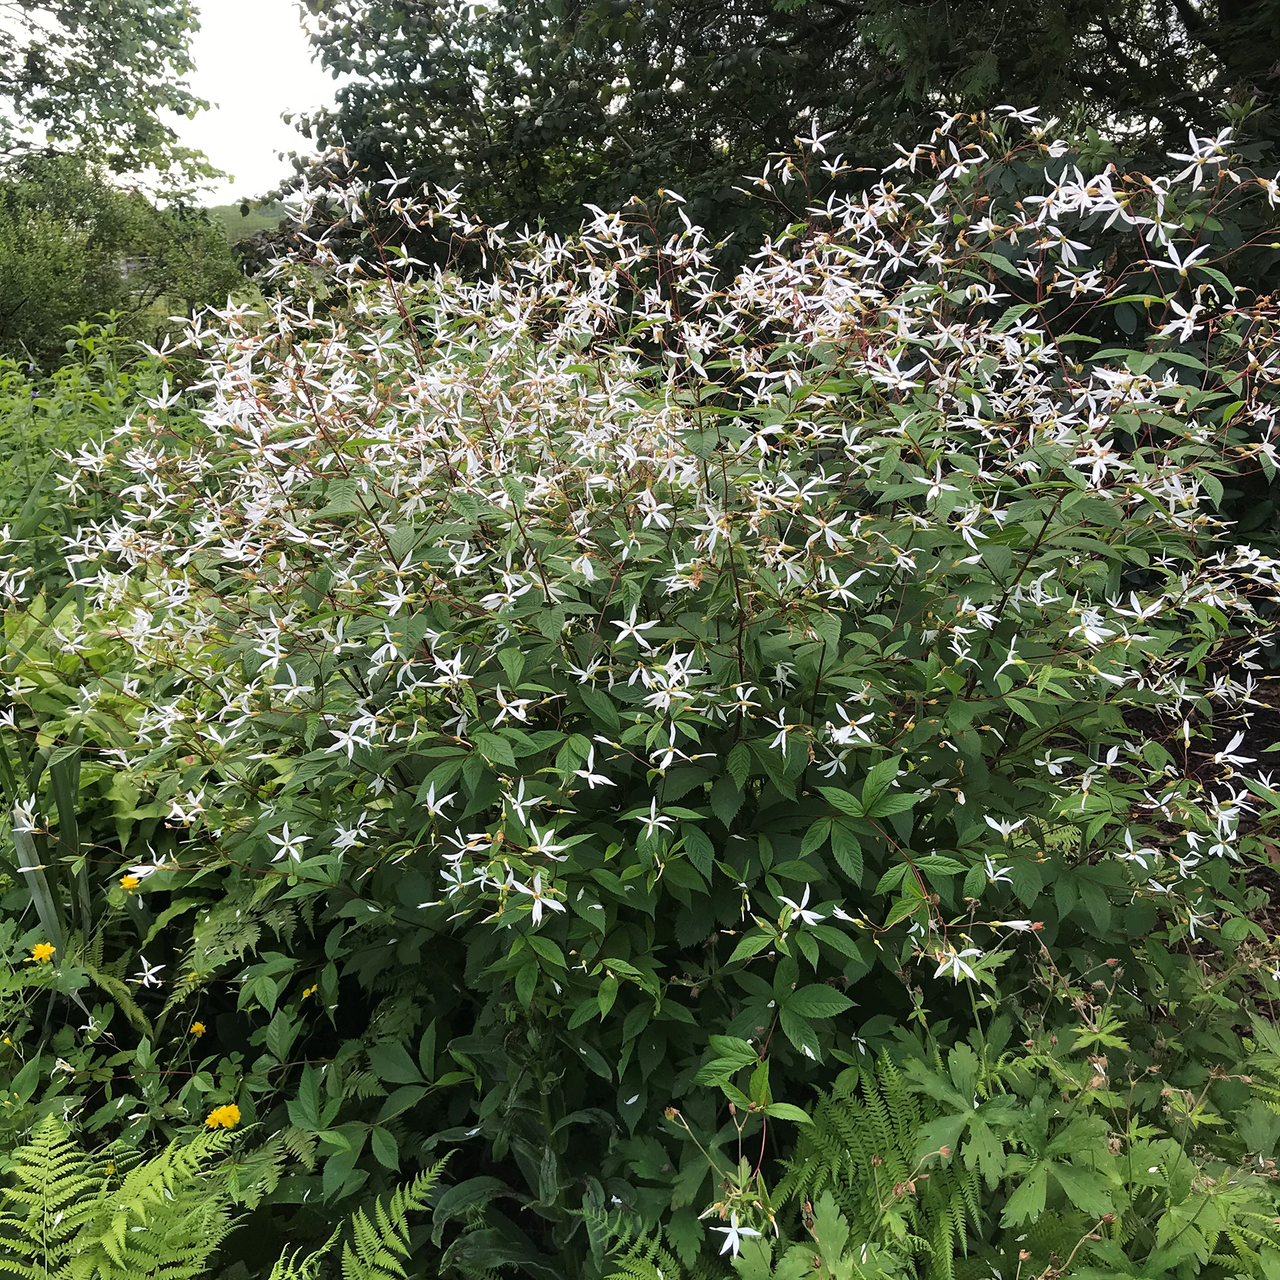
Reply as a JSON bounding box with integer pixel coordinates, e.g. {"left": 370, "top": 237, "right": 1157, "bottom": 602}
{"left": 3, "top": 110, "right": 1280, "bottom": 1272}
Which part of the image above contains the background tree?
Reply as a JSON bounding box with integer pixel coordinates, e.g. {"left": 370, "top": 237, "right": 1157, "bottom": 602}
{"left": 0, "top": 0, "right": 219, "bottom": 188}
{"left": 295, "top": 0, "right": 1280, "bottom": 251}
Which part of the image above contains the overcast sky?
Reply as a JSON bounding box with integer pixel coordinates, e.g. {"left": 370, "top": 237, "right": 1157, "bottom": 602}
{"left": 167, "top": 0, "right": 342, "bottom": 205}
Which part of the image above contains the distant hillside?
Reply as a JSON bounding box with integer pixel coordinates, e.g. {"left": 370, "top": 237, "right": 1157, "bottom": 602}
{"left": 207, "top": 201, "right": 288, "bottom": 243}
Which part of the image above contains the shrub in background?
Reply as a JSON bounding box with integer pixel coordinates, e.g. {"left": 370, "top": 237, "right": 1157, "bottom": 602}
{"left": 0, "top": 154, "right": 244, "bottom": 371}
{"left": 2, "top": 111, "right": 1280, "bottom": 1276}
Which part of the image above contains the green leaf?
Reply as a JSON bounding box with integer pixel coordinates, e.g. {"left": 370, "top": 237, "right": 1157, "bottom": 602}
{"left": 597, "top": 974, "right": 619, "bottom": 1017}
{"left": 728, "top": 932, "right": 773, "bottom": 964}
{"left": 964, "top": 1116, "right": 1006, "bottom": 1183}
{"left": 264, "top": 1010, "right": 299, "bottom": 1063}
{"left": 1051, "top": 1162, "right": 1114, "bottom": 1217}
{"left": 696, "top": 1037, "right": 759, "bottom": 1085}
{"left": 727, "top": 742, "right": 751, "bottom": 789}
{"left": 15, "top": 828, "right": 64, "bottom": 960}
{"left": 875, "top": 862, "right": 910, "bottom": 894}
{"left": 496, "top": 648, "right": 525, "bottom": 685}
{"left": 537, "top": 605, "right": 567, "bottom": 639}
{"left": 682, "top": 824, "right": 714, "bottom": 877}
{"left": 287, "top": 1065, "right": 323, "bottom": 1132}
{"left": 884, "top": 895, "right": 924, "bottom": 928}
{"left": 915, "top": 855, "right": 966, "bottom": 876}
{"left": 864, "top": 790, "right": 919, "bottom": 818}
{"left": 963, "top": 864, "right": 985, "bottom": 899}
{"left": 810, "top": 923, "right": 861, "bottom": 958}
{"left": 371, "top": 1126, "right": 400, "bottom": 1169}
{"left": 787, "top": 984, "right": 854, "bottom": 1019}
{"left": 748, "top": 738, "right": 798, "bottom": 799}
{"left": 515, "top": 960, "right": 538, "bottom": 1007}
{"left": 10, "top": 1054, "right": 41, "bottom": 1105}
{"left": 818, "top": 786, "right": 864, "bottom": 818}
{"left": 526, "top": 934, "right": 566, "bottom": 967}
{"left": 418, "top": 1023, "right": 437, "bottom": 1080}
{"left": 1078, "top": 877, "right": 1112, "bottom": 933}
{"left": 763, "top": 1102, "right": 812, "bottom": 1124}
{"left": 387, "top": 523, "right": 417, "bottom": 563}
{"left": 501, "top": 474, "right": 527, "bottom": 508}
{"left": 779, "top": 1009, "right": 822, "bottom": 1061}
{"left": 800, "top": 818, "right": 832, "bottom": 857}
{"left": 830, "top": 822, "right": 863, "bottom": 883}
{"left": 567, "top": 997, "right": 601, "bottom": 1029}
{"left": 860, "top": 755, "right": 902, "bottom": 807}
{"left": 1000, "top": 1164, "right": 1047, "bottom": 1226}
{"left": 449, "top": 491, "right": 481, "bottom": 522}
{"left": 472, "top": 732, "right": 516, "bottom": 768}
{"left": 708, "top": 1035, "right": 758, "bottom": 1065}
{"left": 710, "top": 775, "right": 744, "bottom": 828}
{"left": 1221, "top": 914, "right": 1251, "bottom": 942}
{"left": 811, "top": 1191, "right": 849, "bottom": 1266}
{"left": 579, "top": 684, "right": 620, "bottom": 731}
{"left": 376, "top": 1085, "right": 428, "bottom": 1123}
{"left": 368, "top": 1040, "right": 424, "bottom": 1085}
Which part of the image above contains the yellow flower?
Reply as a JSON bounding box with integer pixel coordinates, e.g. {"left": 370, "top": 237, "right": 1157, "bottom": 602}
{"left": 205, "top": 1104, "right": 241, "bottom": 1130}
{"left": 28, "top": 943, "right": 55, "bottom": 965}
{"left": 190, "top": 1022, "right": 206, "bottom": 1038}
{"left": 302, "top": 985, "right": 317, "bottom": 999}
{"left": 119, "top": 875, "right": 140, "bottom": 891}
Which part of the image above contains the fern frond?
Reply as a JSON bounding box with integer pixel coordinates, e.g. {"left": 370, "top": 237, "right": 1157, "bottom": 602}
{"left": 339, "top": 1164, "right": 444, "bottom": 1280}
{"left": 0, "top": 1115, "right": 98, "bottom": 1272}
{"left": 780, "top": 1052, "right": 984, "bottom": 1280}
{"left": 267, "top": 1232, "right": 340, "bottom": 1280}
{"left": 0, "top": 1116, "right": 238, "bottom": 1280}
{"left": 606, "top": 1228, "right": 685, "bottom": 1280}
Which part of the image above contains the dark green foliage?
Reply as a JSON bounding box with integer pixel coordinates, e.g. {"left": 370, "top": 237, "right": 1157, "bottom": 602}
{"left": 4, "top": 0, "right": 1280, "bottom": 1275}
{"left": 295, "top": 0, "right": 1280, "bottom": 255}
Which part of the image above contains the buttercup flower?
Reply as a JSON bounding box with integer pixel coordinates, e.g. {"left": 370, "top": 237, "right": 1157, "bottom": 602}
{"left": 190, "top": 1021, "right": 206, "bottom": 1038}
{"left": 205, "top": 1104, "right": 241, "bottom": 1129}
{"left": 28, "top": 942, "right": 55, "bottom": 964}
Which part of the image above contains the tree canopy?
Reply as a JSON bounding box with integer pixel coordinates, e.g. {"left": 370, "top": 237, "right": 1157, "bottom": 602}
{"left": 0, "top": 0, "right": 215, "bottom": 183}
{"left": 296, "top": 0, "right": 1280, "bottom": 245}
